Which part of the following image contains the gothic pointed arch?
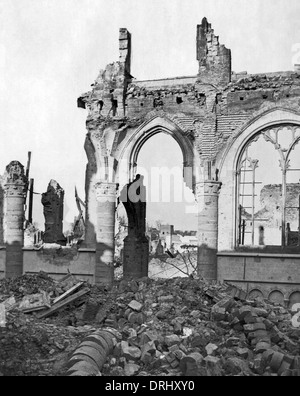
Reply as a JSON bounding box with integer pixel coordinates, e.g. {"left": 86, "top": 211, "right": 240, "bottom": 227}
{"left": 115, "top": 112, "right": 199, "bottom": 192}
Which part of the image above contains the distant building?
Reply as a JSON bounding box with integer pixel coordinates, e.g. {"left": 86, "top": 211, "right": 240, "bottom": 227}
{"left": 170, "top": 234, "right": 183, "bottom": 252}
{"left": 160, "top": 224, "right": 174, "bottom": 250}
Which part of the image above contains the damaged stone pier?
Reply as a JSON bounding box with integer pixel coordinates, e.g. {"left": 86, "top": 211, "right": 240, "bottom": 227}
{"left": 42, "top": 179, "right": 67, "bottom": 245}
{"left": 120, "top": 175, "right": 149, "bottom": 279}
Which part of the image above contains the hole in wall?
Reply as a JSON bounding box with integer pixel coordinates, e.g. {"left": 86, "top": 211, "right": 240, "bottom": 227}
{"left": 216, "top": 93, "right": 222, "bottom": 104}
{"left": 176, "top": 96, "right": 183, "bottom": 104}
{"left": 153, "top": 97, "right": 164, "bottom": 108}
{"left": 98, "top": 100, "right": 104, "bottom": 111}
{"left": 198, "top": 93, "right": 206, "bottom": 106}
{"left": 111, "top": 99, "right": 118, "bottom": 116}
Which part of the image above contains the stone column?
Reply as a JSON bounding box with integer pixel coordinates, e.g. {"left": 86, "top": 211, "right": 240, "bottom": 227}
{"left": 94, "top": 181, "right": 118, "bottom": 286}
{"left": 196, "top": 180, "right": 221, "bottom": 280}
{"left": 4, "top": 161, "right": 28, "bottom": 278}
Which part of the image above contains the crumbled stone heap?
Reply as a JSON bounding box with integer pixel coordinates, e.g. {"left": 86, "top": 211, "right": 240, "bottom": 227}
{"left": 0, "top": 274, "right": 299, "bottom": 376}
{"left": 98, "top": 278, "right": 300, "bottom": 377}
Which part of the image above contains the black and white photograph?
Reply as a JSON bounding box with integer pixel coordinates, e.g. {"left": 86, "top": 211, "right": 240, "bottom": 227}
{"left": 0, "top": 0, "right": 300, "bottom": 379}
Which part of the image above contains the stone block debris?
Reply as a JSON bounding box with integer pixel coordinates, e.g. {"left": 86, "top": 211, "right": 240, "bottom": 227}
{"left": 19, "top": 291, "right": 51, "bottom": 313}
{"left": 0, "top": 273, "right": 299, "bottom": 376}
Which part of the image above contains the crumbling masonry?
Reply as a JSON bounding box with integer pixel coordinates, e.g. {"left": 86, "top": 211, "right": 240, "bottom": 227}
{"left": 77, "top": 18, "right": 300, "bottom": 305}
{"left": 0, "top": 18, "right": 299, "bottom": 307}
{"left": 41, "top": 179, "right": 67, "bottom": 245}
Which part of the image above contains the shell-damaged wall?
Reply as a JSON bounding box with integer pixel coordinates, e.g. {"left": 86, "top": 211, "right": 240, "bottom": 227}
{"left": 77, "top": 17, "right": 300, "bottom": 292}
{"left": 78, "top": 28, "right": 132, "bottom": 118}
{"left": 78, "top": 18, "right": 300, "bottom": 172}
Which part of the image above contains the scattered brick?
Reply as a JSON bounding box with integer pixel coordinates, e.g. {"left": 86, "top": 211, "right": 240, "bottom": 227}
{"left": 128, "top": 300, "right": 143, "bottom": 312}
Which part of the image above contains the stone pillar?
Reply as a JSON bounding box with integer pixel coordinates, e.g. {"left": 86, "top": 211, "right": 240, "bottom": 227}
{"left": 94, "top": 181, "right": 118, "bottom": 286}
{"left": 83, "top": 135, "right": 97, "bottom": 248}
{"left": 4, "top": 161, "right": 28, "bottom": 278}
{"left": 196, "top": 180, "right": 221, "bottom": 280}
{"left": 41, "top": 180, "right": 67, "bottom": 245}
{"left": 120, "top": 175, "right": 149, "bottom": 279}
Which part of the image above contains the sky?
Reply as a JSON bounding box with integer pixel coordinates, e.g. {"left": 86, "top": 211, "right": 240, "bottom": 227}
{"left": 136, "top": 133, "right": 198, "bottom": 230}
{"left": 0, "top": 0, "right": 299, "bottom": 231}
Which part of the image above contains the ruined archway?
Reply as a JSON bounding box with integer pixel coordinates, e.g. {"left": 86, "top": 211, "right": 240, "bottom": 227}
{"left": 115, "top": 115, "right": 197, "bottom": 191}
{"left": 78, "top": 20, "right": 235, "bottom": 285}
{"left": 114, "top": 115, "right": 197, "bottom": 279}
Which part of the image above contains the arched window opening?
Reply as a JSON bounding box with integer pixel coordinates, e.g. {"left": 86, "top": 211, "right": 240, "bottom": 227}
{"left": 237, "top": 124, "right": 300, "bottom": 249}
{"left": 133, "top": 132, "right": 197, "bottom": 278}
{"left": 136, "top": 133, "right": 196, "bottom": 233}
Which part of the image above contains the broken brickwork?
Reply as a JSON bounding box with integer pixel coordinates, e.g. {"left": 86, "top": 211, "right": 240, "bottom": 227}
{"left": 197, "top": 17, "right": 231, "bottom": 87}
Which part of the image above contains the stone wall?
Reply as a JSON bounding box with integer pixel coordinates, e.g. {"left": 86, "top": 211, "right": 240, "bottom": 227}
{"left": 0, "top": 17, "right": 298, "bottom": 291}
{"left": 78, "top": 18, "right": 300, "bottom": 176}
{"left": 23, "top": 247, "right": 95, "bottom": 282}
{"left": 218, "top": 252, "right": 300, "bottom": 305}
{"left": 76, "top": 17, "right": 300, "bottom": 289}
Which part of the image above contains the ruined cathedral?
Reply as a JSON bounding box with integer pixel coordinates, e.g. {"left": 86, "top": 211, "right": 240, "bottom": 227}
{"left": 1, "top": 18, "right": 300, "bottom": 307}
{"left": 78, "top": 17, "right": 300, "bottom": 306}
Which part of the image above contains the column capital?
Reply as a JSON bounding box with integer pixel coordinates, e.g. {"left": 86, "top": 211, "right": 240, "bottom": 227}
{"left": 4, "top": 161, "right": 28, "bottom": 197}
{"left": 95, "top": 181, "right": 119, "bottom": 202}
{"left": 195, "top": 180, "right": 222, "bottom": 197}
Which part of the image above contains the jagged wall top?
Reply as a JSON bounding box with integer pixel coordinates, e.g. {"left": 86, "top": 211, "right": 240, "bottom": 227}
{"left": 45, "top": 179, "right": 65, "bottom": 198}
{"left": 78, "top": 28, "right": 132, "bottom": 118}
{"left": 196, "top": 17, "right": 231, "bottom": 87}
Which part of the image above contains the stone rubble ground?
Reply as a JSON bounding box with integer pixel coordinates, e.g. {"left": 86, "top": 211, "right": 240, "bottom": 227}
{"left": 0, "top": 272, "right": 300, "bottom": 376}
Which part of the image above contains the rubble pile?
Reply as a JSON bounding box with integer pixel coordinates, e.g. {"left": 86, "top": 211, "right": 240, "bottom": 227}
{"left": 0, "top": 310, "right": 90, "bottom": 376}
{"left": 0, "top": 273, "right": 300, "bottom": 376}
{"left": 0, "top": 273, "right": 107, "bottom": 376}
{"left": 98, "top": 278, "right": 300, "bottom": 377}
{"left": 0, "top": 272, "right": 57, "bottom": 299}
